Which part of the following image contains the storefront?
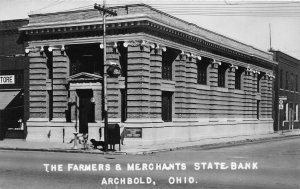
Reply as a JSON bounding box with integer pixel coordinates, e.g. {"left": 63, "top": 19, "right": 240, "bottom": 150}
{"left": 0, "top": 19, "right": 29, "bottom": 139}
{"left": 19, "top": 4, "right": 276, "bottom": 145}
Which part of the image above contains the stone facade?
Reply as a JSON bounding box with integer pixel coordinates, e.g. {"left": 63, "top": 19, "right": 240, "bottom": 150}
{"left": 19, "top": 4, "right": 276, "bottom": 144}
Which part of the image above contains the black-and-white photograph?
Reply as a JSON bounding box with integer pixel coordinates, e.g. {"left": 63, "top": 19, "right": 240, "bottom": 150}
{"left": 0, "top": 0, "right": 299, "bottom": 188}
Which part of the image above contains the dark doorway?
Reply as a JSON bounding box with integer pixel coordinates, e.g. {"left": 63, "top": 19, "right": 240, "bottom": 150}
{"left": 162, "top": 91, "right": 173, "bottom": 122}
{"left": 77, "top": 89, "right": 95, "bottom": 134}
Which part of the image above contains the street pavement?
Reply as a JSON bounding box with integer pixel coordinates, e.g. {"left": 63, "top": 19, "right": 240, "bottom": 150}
{"left": 0, "top": 135, "right": 299, "bottom": 189}
{"left": 0, "top": 130, "right": 299, "bottom": 155}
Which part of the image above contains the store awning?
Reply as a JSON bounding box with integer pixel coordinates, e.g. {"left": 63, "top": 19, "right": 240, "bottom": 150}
{"left": 0, "top": 90, "right": 21, "bottom": 110}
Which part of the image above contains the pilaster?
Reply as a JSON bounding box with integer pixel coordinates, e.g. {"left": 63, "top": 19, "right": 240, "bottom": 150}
{"left": 106, "top": 46, "right": 120, "bottom": 119}
{"left": 243, "top": 71, "right": 253, "bottom": 119}
{"left": 150, "top": 48, "right": 163, "bottom": 122}
{"left": 185, "top": 57, "right": 197, "bottom": 118}
{"left": 28, "top": 51, "right": 47, "bottom": 119}
{"left": 174, "top": 55, "right": 186, "bottom": 119}
{"left": 52, "top": 49, "right": 69, "bottom": 119}
{"left": 227, "top": 67, "right": 235, "bottom": 119}
{"left": 126, "top": 45, "right": 151, "bottom": 122}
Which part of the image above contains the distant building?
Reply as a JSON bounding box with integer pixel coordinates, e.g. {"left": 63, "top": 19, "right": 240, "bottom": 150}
{"left": 19, "top": 4, "right": 276, "bottom": 144}
{"left": 271, "top": 50, "right": 300, "bottom": 131}
{"left": 0, "top": 19, "right": 29, "bottom": 139}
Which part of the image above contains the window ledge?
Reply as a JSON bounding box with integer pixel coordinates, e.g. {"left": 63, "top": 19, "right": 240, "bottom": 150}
{"left": 196, "top": 84, "right": 210, "bottom": 90}
{"left": 215, "top": 87, "right": 228, "bottom": 92}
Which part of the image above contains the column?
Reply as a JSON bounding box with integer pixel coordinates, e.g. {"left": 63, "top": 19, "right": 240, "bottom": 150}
{"left": 185, "top": 56, "right": 197, "bottom": 119}
{"left": 227, "top": 66, "right": 235, "bottom": 119}
{"left": 52, "top": 49, "right": 69, "bottom": 120}
{"left": 174, "top": 54, "right": 186, "bottom": 120}
{"left": 126, "top": 45, "right": 151, "bottom": 122}
{"left": 260, "top": 75, "right": 268, "bottom": 119}
{"left": 28, "top": 51, "right": 47, "bottom": 119}
{"left": 150, "top": 47, "right": 163, "bottom": 122}
{"left": 208, "top": 61, "right": 219, "bottom": 120}
{"left": 243, "top": 70, "right": 253, "bottom": 119}
{"left": 106, "top": 46, "right": 120, "bottom": 121}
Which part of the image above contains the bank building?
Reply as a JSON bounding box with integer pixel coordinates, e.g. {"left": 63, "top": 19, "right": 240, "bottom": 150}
{"left": 17, "top": 4, "right": 276, "bottom": 145}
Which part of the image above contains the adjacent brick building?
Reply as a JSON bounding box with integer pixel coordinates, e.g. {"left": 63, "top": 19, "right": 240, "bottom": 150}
{"left": 19, "top": 4, "right": 276, "bottom": 145}
{"left": 0, "top": 19, "right": 29, "bottom": 139}
{"left": 271, "top": 50, "right": 300, "bottom": 131}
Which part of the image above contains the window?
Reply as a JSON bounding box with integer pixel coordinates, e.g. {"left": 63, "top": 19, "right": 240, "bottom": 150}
{"left": 257, "top": 73, "right": 263, "bottom": 92}
{"left": 162, "top": 91, "right": 172, "bottom": 122}
{"left": 121, "top": 89, "right": 127, "bottom": 122}
{"left": 286, "top": 71, "right": 289, "bottom": 90}
{"left": 284, "top": 103, "right": 289, "bottom": 121}
{"left": 46, "top": 90, "right": 53, "bottom": 121}
{"left": 45, "top": 48, "right": 53, "bottom": 79}
{"left": 291, "top": 73, "right": 294, "bottom": 91}
{"left": 257, "top": 100, "right": 260, "bottom": 120}
{"left": 197, "top": 57, "right": 210, "bottom": 85}
{"left": 118, "top": 42, "right": 128, "bottom": 77}
{"left": 67, "top": 44, "right": 103, "bottom": 76}
{"left": 162, "top": 49, "right": 177, "bottom": 80}
{"left": 218, "top": 63, "right": 227, "bottom": 88}
{"left": 296, "top": 75, "right": 298, "bottom": 92}
{"left": 296, "top": 104, "right": 299, "bottom": 120}
{"left": 280, "top": 69, "right": 283, "bottom": 89}
{"left": 235, "top": 67, "right": 243, "bottom": 90}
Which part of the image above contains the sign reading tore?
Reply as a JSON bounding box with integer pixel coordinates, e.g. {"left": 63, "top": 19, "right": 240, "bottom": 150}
{"left": 0, "top": 75, "right": 15, "bottom": 84}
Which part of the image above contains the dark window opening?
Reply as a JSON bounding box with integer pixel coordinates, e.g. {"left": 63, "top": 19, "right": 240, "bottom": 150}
{"left": 162, "top": 91, "right": 172, "bottom": 122}
{"left": 296, "top": 75, "right": 298, "bottom": 92}
{"left": 235, "top": 67, "right": 244, "bottom": 90}
{"left": 121, "top": 89, "right": 127, "bottom": 122}
{"left": 286, "top": 71, "right": 289, "bottom": 90}
{"left": 47, "top": 90, "right": 53, "bottom": 121}
{"left": 218, "top": 63, "right": 227, "bottom": 88}
{"left": 280, "top": 69, "right": 283, "bottom": 89}
{"left": 291, "top": 73, "right": 294, "bottom": 91}
{"left": 118, "top": 42, "right": 128, "bottom": 78}
{"left": 257, "top": 100, "right": 260, "bottom": 120}
{"left": 197, "top": 57, "right": 210, "bottom": 85}
{"left": 45, "top": 47, "right": 53, "bottom": 79}
{"left": 257, "top": 73, "right": 263, "bottom": 92}
{"left": 66, "top": 44, "right": 103, "bottom": 76}
{"left": 162, "top": 48, "right": 178, "bottom": 80}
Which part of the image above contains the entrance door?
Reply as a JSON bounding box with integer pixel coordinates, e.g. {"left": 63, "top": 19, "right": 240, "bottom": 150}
{"left": 77, "top": 89, "right": 94, "bottom": 134}
{"left": 162, "top": 91, "right": 172, "bottom": 122}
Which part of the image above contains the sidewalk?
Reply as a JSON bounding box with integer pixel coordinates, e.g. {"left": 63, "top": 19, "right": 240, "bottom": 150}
{"left": 0, "top": 130, "right": 299, "bottom": 155}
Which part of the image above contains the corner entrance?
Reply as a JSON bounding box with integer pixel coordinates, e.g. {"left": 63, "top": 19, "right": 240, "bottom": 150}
{"left": 77, "top": 89, "right": 95, "bottom": 134}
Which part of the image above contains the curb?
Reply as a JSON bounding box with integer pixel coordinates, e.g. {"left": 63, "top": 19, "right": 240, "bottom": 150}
{"left": 0, "top": 133, "right": 299, "bottom": 155}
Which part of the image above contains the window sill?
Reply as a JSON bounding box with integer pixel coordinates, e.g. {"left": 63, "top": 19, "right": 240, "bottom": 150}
{"left": 215, "top": 87, "right": 228, "bottom": 93}
{"left": 196, "top": 84, "right": 210, "bottom": 90}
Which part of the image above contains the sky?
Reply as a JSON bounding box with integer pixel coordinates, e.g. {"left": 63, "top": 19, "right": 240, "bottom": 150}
{"left": 1, "top": 0, "right": 300, "bottom": 59}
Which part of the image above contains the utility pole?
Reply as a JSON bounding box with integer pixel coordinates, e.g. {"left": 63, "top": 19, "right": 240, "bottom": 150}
{"left": 94, "top": 0, "right": 117, "bottom": 152}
